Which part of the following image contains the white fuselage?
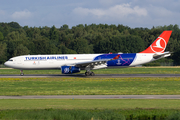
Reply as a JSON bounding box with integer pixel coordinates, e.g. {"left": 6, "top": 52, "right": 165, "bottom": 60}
{"left": 4, "top": 53, "right": 158, "bottom": 70}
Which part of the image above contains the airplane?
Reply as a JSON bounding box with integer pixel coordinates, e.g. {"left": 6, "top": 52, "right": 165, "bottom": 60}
{"left": 4, "top": 30, "right": 172, "bottom": 76}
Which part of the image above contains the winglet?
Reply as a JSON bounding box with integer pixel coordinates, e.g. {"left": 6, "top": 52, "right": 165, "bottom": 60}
{"left": 112, "top": 55, "right": 120, "bottom": 60}
{"left": 140, "top": 31, "right": 172, "bottom": 53}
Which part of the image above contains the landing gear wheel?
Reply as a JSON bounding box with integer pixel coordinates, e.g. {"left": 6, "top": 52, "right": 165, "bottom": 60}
{"left": 20, "top": 73, "right": 24, "bottom": 76}
{"left": 20, "top": 70, "right": 24, "bottom": 76}
{"left": 85, "top": 72, "right": 90, "bottom": 76}
{"left": 90, "top": 72, "right": 95, "bottom": 76}
{"left": 85, "top": 71, "right": 95, "bottom": 76}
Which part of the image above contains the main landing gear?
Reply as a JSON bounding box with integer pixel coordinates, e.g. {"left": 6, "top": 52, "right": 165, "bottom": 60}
{"left": 20, "top": 70, "right": 24, "bottom": 76}
{"left": 85, "top": 71, "right": 95, "bottom": 76}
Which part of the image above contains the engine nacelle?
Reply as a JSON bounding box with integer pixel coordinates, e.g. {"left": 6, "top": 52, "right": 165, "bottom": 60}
{"left": 61, "top": 66, "right": 80, "bottom": 74}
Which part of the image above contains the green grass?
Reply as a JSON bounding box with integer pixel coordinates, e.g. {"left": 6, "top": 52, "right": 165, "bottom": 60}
{"left": 0, "top": 77, "right": 180, "bottom": 95}
{"left": 1, "top": 99, "right": 180, "bottom": 119}
{"left": 93, "top": 67, "right": 180, "bottom": 74}
{"left": 1, "top": 67, "right": 180, "bottom": 74}
{"left": 0, "top": 68, "right": 180, "bottom": 119}
{"left": 0, "top": 99, "right": 180, "bottom": 109}
{"left": 1, "top": 67, "right": 180, "bottom": 119}
{"left": 0, "top": 99, "right": 180, "bottom": 119}
{"left": 1, "top": 108, "right": 179, "bottom": 120}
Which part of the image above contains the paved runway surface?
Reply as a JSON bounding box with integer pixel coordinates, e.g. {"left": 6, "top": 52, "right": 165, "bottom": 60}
{"left": 0, "top": 95, "right": 180, "bottom": 99}
{"left": 1, "top": 74, "right": 180, "bottom": 78}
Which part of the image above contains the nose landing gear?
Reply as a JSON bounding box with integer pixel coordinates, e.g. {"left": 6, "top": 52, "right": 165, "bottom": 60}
{"left": 20, "top": 70, "right": 24, "bottom": 76}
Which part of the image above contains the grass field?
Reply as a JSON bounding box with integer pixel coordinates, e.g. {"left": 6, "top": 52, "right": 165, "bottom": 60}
{"left": 1, "top": 108, "right": 179, "bottom": 120}
{"left": 0, "top": 99, "right": 180, "bottom": 119}
{"left": 1, "top": 99, "right": 180, "bottom": 109}
{"left": 1, "top": 66, "right": 180, "bottom": 74}
{"left": 1, "top": 67, "right": 180, "bottom": 119}
{"left": 0, "top": 77, "right": 180, "bottom": 95}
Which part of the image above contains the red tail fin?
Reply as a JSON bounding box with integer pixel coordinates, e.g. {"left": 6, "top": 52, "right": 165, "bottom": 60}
{"left": 140, "top": 31, "right": 172, "bottom": 53}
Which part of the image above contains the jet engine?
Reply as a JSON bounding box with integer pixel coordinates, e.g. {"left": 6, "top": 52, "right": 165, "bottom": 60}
{"left": 61, "top": 66, "right": 80, "bottom": 74}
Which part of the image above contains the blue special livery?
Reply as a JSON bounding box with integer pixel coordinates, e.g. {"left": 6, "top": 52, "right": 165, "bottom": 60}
{"left": 5, "top": 31, "right": 172, "bottom": 76}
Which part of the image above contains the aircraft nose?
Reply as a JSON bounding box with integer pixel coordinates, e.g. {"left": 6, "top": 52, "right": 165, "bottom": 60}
{"left": 4, "top": 61, "right": 9, "bottom": 67}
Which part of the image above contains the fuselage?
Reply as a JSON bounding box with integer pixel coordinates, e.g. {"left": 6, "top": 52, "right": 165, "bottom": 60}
{"left": 4, "top": 53, "right": 155, "bottom": 70}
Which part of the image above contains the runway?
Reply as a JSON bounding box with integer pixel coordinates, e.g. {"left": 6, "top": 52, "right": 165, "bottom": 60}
{"left": 0, "top": 95, "right": 180, "bottom": 99}
{"left": 1, "top": 74, "right": 180, "bottom": 78}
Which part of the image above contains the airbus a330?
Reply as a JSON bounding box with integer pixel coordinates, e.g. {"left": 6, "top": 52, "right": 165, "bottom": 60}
{"left": 4, "top": 31, "right": 172, "bottom": 76}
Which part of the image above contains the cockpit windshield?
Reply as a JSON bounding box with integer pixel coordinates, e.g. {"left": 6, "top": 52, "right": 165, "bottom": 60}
{"left": 8, "top": 59, "right": 13, "bottom": 61}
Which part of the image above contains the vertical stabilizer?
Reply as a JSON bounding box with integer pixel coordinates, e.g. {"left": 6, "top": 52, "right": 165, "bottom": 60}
{"left": 140, "top": 31, "right": 172, "bottom": 53}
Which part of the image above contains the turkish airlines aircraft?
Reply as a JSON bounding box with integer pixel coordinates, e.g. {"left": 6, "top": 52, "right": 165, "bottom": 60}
{"left": 4, "top": 30, "right": 172, "bottom": 76}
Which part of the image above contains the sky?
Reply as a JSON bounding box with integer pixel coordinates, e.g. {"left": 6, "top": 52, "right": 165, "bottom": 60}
{"left": 0, "top": 0, "right": 180, "bottom": 29}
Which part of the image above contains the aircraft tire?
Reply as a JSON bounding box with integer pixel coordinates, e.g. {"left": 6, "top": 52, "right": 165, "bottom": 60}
{"left": 90, "top": 72, "right": 95, "bottom": 76}
{"left": 85, "top": 72, "right": 89, "bottom": 76}
{"left": 20, "top": 73, "right": 24, "bottom": 76}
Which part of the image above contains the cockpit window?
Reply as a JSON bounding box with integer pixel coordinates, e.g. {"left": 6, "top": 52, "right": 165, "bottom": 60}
{"left": 8, "top": 59, "right": 13, "bottom": 61}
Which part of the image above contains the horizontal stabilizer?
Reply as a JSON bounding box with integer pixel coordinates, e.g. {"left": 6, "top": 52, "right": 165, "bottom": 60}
{"left": 153, "top": 52, "right": 172, "bottom": 59}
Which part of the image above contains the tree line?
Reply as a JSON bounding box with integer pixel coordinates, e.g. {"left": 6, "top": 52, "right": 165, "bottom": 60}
{"left": 0, "top": 22, "right": 180, "bottom": 65}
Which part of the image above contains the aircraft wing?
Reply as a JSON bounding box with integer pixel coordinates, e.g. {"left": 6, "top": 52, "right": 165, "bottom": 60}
{"left": 74, "top": 55, "right": 120, "bottom": 68}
